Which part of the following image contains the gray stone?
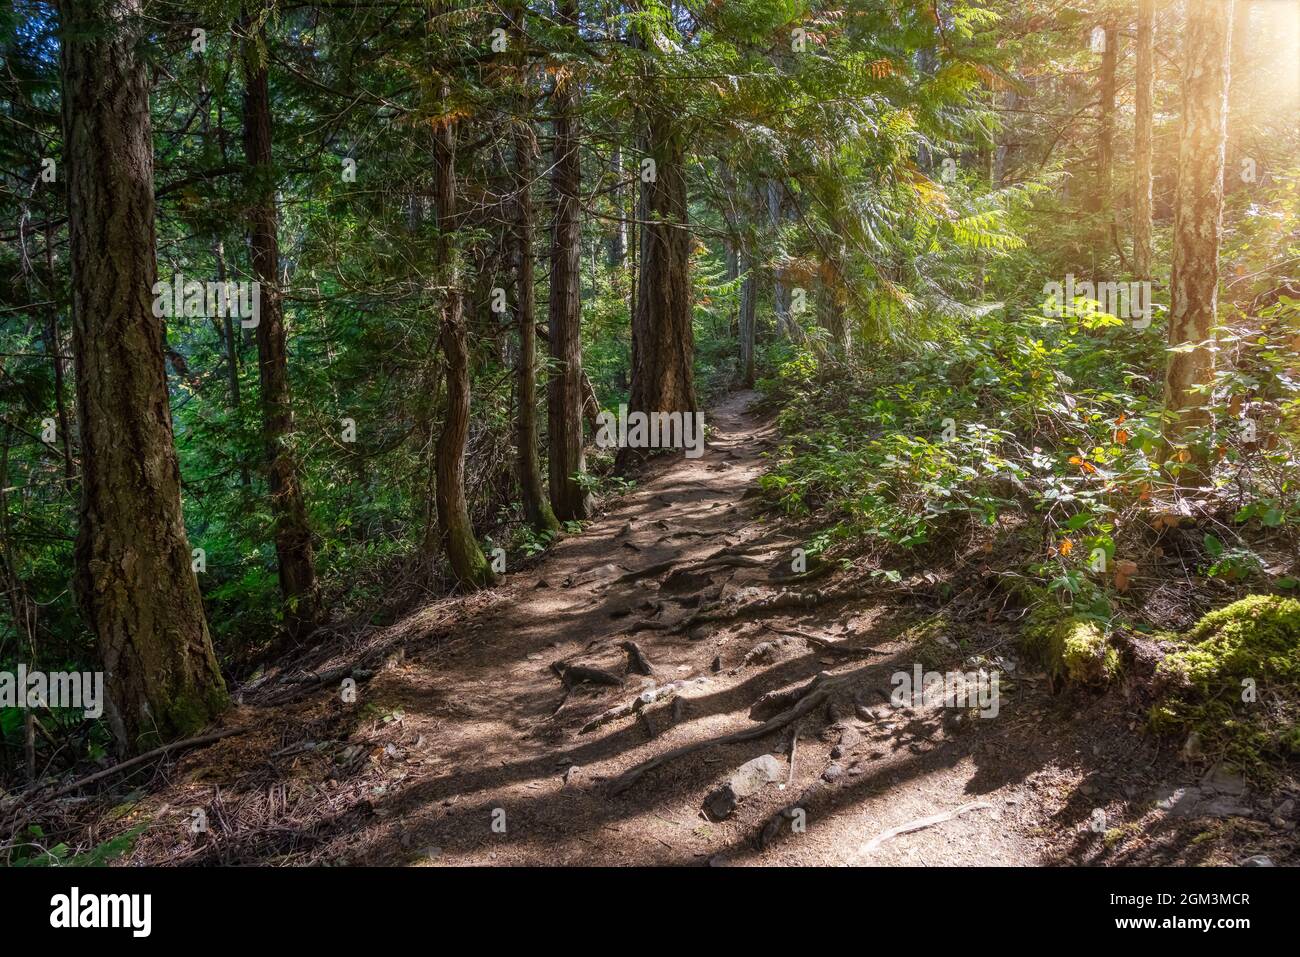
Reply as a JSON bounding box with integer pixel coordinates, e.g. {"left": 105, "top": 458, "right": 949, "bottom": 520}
{"left": 1241, "top": 855, "right": 1274, "bottom": 867}
{"left": 1201, "top": 764, "right": 1247, "bottom": 796}
{"left": 703, "top": 754, "right": 784, "bottom": 818}
{"left": 837, "top": 725, "right": 864, "bottom": 750}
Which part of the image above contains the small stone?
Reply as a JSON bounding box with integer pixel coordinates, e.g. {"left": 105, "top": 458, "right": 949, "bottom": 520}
{"left": 704, "top": 754, "right": 784, "bottom": 818}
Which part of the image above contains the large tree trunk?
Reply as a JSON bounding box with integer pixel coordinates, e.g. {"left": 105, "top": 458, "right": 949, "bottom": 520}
{"left": 242, "top": 30, "right": 321, "bottom": 636}
{"left": 433, "top": 85, "right": 494, "bottom": 588}
{"left": 1165, "top": 0, "right": 1234, "bottom": 471}
{"left": 60, "top": 0, "right": 226, "bottom": 753}
{"left": 1133, "top": 0, "right": 1155, "bottom": 278}
{"left": 511, "top": 13, "right": 559, "bottom": 534}
{"left": 621, "top": 112, "right": 695, "bottom": 472}
{"left": 546, "top": 0, "right": 590, "bottom": 519}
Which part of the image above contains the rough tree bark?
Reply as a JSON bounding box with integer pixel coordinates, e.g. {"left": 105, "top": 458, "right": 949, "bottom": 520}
{"left": 60, "top": 0, "right": 227, "bottom": 752}
{"left": 546, "top": 0, "right": 590, "bottom": 519}
{"left": 620, "top": 110, "right": 696, "bottom": 472}
{"left": 242, "top": 26, "right": 321, "bottom": 636}
{"left": 1133, "top": 0, "right": 1155, "bottom": 278}
{"left": 1165, "top": 0, "right": 1234, "bottom": 471}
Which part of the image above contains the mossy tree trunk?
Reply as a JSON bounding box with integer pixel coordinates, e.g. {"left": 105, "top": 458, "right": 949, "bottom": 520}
{"left": 60, "top": 0, "right": 227, "bottom": 753}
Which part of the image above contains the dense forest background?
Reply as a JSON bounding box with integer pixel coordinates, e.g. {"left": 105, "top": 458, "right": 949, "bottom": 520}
{"left": 0, "top": 0, "right": 1298, "bottom": 866}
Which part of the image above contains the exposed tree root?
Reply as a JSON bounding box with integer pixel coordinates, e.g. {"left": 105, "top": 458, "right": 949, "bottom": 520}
{"left": 580, "top": 682, "right": 684, "bottom": 734}
{"left": 619, "top": 640, "right": 655, "bottom": 676}
{"left": 608, "top": 684, "right": 831, "bottom": 797}
{"left": 551, "top": 662, "right": 623, "bottom": 690}
{"left": 749, "top": 672, "right": 832, "bottom": 721}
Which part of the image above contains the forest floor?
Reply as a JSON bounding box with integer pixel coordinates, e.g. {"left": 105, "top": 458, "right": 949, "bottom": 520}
{"left": 59, "top": 391, "right": 1296, "bottom": 866}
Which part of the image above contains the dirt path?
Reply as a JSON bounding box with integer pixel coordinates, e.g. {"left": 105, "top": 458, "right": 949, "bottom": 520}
{"left": 76, "top": 390, "right": 1285, "bottom": 868}
{"left": 291, "top": 391, "right": 1061, "bottom": 866}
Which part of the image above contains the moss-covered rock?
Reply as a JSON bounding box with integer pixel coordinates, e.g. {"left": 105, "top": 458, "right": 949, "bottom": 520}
{"left": 1022, "top": 607, "right": 1120, "bottom": 685}
{"left": 897, "top": 613, "right": 955, "bottom": 671}
{"left": 1150, "top": 594, "right": 1300, "bottom": 776}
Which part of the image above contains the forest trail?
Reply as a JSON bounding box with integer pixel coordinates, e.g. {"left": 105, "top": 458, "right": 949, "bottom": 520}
{"left": 283, "top": 390, "right": 1062, "bottom": 866}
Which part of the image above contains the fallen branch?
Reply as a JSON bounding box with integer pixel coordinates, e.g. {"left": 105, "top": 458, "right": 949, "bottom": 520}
{"left": 24, "top": 728, "right": 247, "bottom": 803}
{"left": 857, "top": 801, "right": 994, "bottom": 855}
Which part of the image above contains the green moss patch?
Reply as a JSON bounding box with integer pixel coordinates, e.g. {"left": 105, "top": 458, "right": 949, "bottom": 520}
{"left": 1022, "top": 606, "right": 1119, "bottom": 686}
{"left": 1151, "top": 595, "right": 1300, "bottom": 776}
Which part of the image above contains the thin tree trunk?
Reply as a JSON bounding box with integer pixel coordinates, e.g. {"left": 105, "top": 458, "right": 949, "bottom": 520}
{"left": 546, "top": 0, "right": 590, "bottom": 519}
{"left": 60, "top": 0, "right": 227, "bottom": 753}
{"left": 738, "top": 184, "right": 758, "bottom": 388}
{"left": 1225, "top": 0, "right": 1253, "bottom": 194}
{"left": 608, "top": 143, "right": 626, "bottom": 267}
{"left": 768, "top": 180, "right": 791, "bottom": 337}
{"left": 511, "top": 9, "right": 559, "bottom": 534}
{"left": 1165, "top": 0, "right": 1234, "bottom": 472}
{"left": 433, "top": 79, "right": 494, "bottom": 588}
{"left": 242, "top": 25, "right": 321, "bottom": 635}
{"left": 39, "top": 226, "right": 76, "bottom": 492}
{"left": 1094, "top": 17, "right": 1118, "bottom": 258}
{"left": 1133, "top": 0, "right": 1155, "bottom": 278}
